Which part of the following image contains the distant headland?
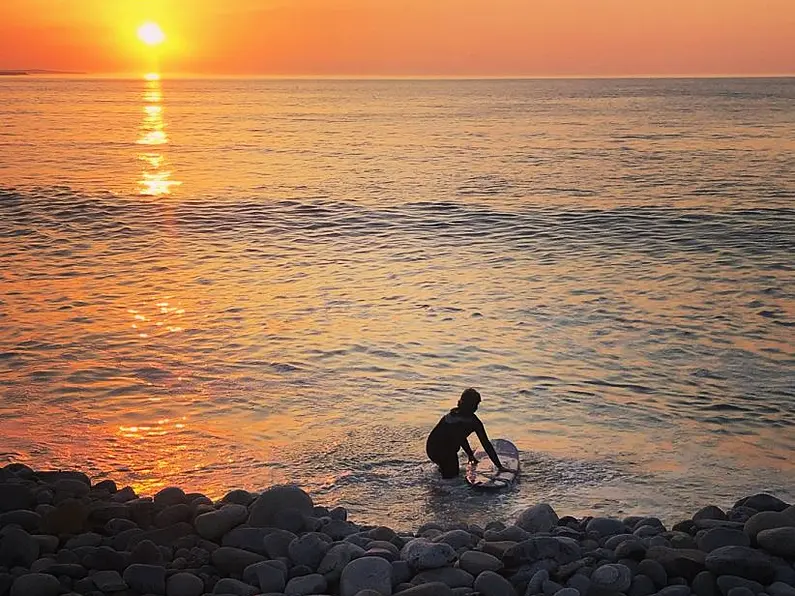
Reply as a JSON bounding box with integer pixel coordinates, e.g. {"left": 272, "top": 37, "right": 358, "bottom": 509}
{"left": 0, "top": 69, "right": 87, "bottom": 76}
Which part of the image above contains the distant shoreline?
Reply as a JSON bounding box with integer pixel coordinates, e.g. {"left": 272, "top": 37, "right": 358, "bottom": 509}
{"left": 0, "top": 69, "right": 87, "bottom": 76}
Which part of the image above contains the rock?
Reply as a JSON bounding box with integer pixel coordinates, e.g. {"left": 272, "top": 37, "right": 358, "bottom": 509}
{"left": 473, "top": 570, "right": 515, "bottom": 596}
{"left": 104, "top": 518, "right": 137, "bottom": 535}
{"left": 0, "top": 510, "right": 41, "bottom": 532}
{"left": 65, "top": 532, "right": 102, "bottom": 549}
{"left": 543, "top": 580, "right": 565, "bottom": 596}
{"left": 768, "top": 583, "right": 795, "bottom": 596}
{"left": 604, "top": 534, "right": 638, "bottom": 550}
{"left": 222, "top": 526, "right": 272, "bottom": 555}
{"left": 590, "top": 564, "right": 632, "bottom": 593}
{"left": 263, "top": 529, "right": 299, "bottom": 559}
{"left": 525, "top": 569, "right": 550, "bottom": 595}
{"left": 504, "top": 537, "right": 581, "bottom": 567}
{"left": 734, "top": 495, "right": 790, "bottom": 513}
{"left": 727, "top": 588, "right": 756, "bottom": 596}
{"left": 485, "top": 526, "right": 531, "bottom": 543}
{"left": 166, "top": 572, "right": 204, "bottom": 596}
{"left": 705, "top": 546, "right": 777, "bottom": 583}
{"left": 394, "top": 583, "right": 453, "bottom": 596}
{"left": 318, "top": 542, "right": 366, "bottom": 582}
{"left": 459, "top": 551, "right": 503, "bottom": 575}
{"left": 339, "top": 557, "right": 391, "bottom": 596}
{"left": 413, "top": 567, "right": 474, "bottom": 588}
{"left": 692, "top": 570, "right": 717, "bottom": 596}
{"left": 111, "top": 486, "right": 137, "bottom": 502}
{"left": 213, "top": 578, "right": 258, "bottom": 596}
{"left": 53, "top": 479, "right": 90, "bottom": 499}
{"left": 122, "top": 564, "right": 166, "bottom": 595}
{"left": 585, "top": 518, "right": 627, "bottom": 538}
{"left": 744, "top": 512, "right": 795, "bottom": 542}
{"left": 695, "top": 507, "right": 728, "bottom": 522}
{"left": 288, "top": 533, "right": 330, "bottom": 570}
{"left": 433, "top": 529, "right": 475, "bottom": 550}
{"left": 566, "top": 574, "right": 591, "bottom": 596}
{"left": 716, "top": 575, "right": 763, "bottom": 596}
{"left": 554, "top": 589, "right": 580, "bottom": 596}
{"left": 248, "top": 485, "right": 314, "bottom": 528}
{"left": 247, "top": 561, "right": 287, "bottom": 593}
{"left": 0, "top": 527, "right": 39, "bottom": 567}
{"left": 272, "top": 508, "right": 306, "bottom": 533}
{"left": 0, "top": 485, "right": 33, "bottom": 513}
{"left": 91, "top": 570, "right": 127, "bottom": 592}
{"left": 128, "top": 522, "right": 194, "bottom": 548}
{"left": 659, "top": 586, "right": 691, "bottom": 596}
{"left": 83, "top": 546, "right": 127, "bottom": 571}
{"left": 32, "top": 535, "right": 58, "bottom": 554}
{"left": 697, "top": 527, "right": 751, "bottom": 552}
{"left": 481, "top": 541, "right": 519, "bottom": 559}
{"left": 322, "top": 519, "right": 358, "bottom": 540}
{"left": 615, "top": 540, "right": 646, "bottom": 560}
{"left": 392, "top": 560, "right": 411, "bottom": 585}
{"left": 756, "top": 527, "right": 795, "bottom": 558}
{"left": 211, "top": 547, "right": 265, "bottom": 575}
{"left": 637, "top": 558, "right": 668, "bottom": 588}
{"left": 284, "top": 573, "right": 327, "bottom": 596}
{"left": 628, "top": 574, "right": 655, "bottom": 596}
{"left": 646, "top": 546, "right": 705, "bottom": 581}
{"left": 154, "top": 487, "right": 186, "bottom": 507}
{"left": 195, "top": 505, "right": 248, "bottom": 541}
{"left": 220, "top": 489, "right": 253, "bottom": 506}
{"left": 45, "top": 563, "right": 86, "bottom": 578}
{"left": 9, "top": 573, "right": 61, "bottom": 596}
{"left": 41, "top": 498, "right": 88, "bottom": 535}
{"left": 131, "top": 539, "right": 164, "bottom": 565}
{"left": 516, "top": 504, "right": 559, "bottom": 534}
{"left": 155, "top": 504, "right": 192, "bottom": 528}
{"left": 400, "top": 539, "right": 456, "bottom": 570}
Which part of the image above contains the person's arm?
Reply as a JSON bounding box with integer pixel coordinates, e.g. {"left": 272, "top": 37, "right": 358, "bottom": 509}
{"left": 461, "top": 438, "right": 478, "bottom": 463}
{"left": 474, "top": 417, "right": 505, "bottom": 469}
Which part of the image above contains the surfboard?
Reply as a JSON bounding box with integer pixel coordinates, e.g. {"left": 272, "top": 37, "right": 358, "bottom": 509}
{"left": 465, "top": 438, "right": 519, "bottom": 490}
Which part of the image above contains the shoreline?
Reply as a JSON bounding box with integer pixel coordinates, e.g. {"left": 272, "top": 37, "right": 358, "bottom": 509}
{"left": 1, "top": 465, "right": 794, "bottom": 596}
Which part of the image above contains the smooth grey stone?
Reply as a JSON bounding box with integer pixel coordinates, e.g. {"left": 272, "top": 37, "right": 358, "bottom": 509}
{"left": 474, "top": 570, "right": 515, "bottom": 596}
{"left": 734, "top": 495, "right": 790, "bottom": 513}
{"left": 413, "top": 567, "right": 474, "bottom": 588}
{"left": 433, "top": 530, "right": 476, "bottom": 550}
{"left": 212, "top": 578, "right": 258, "bottom": 596}
{"left": 166, "top": 572, "right": 204, "bottom": 596}
{"left": 395, "top": 582, "right": 453, "bottom": 595}
{"left": 628, "top": 574, "right": 655, "bottom": 596}
{"left": 504, "top": 537, "right": 582, "bottom": 567}
{"left": 590, "top": 563, "right": 631, "bottom": 593}
{"left": 91, "top": 570, "right": 127, "bottom": 592}
{"left": 211, "top": 547, "right": 265, "bottom": 576}
{"left": 0, "top": 527, "right": 39, "bottom": 567}
{"left": 604, "top": 535, "right": 638, "bottom": 550}
{"left": 554, "top": 589, "right": 580, "bottom": 596}
{"left": 248, "top": 486, "right": 313, "bottom": 528}
{"left": 744, "top": 513, "right": 795, "bottom": 542}
{"left": 45, "top": 563, "right": 86, "bottom": 578}
{"left": 65, "top": 533, "right": 102, "bottom": 549}
{"left": 768, "top": 583, "right": 795, "bottom": 596}
{"left": 339, "top": 556, "right": 391, "bottom": 596}
{"left": 697, "top": 528, "right": 751, "bottom": 552}
{"left": 586, "top": 518, "right": 627, "bottom": 538}
{"left": 10, "top": 573, "right": 61, "bottom": 596}
{"left": 220, "top": 490, "right": 253, "bottom": 506}
{"left": 543, "top": 579, "right": 564, "bottom": 596}
{"left": 694, "top": 506, "right": 728, "bottom": 522}
{"left": 221, "top": 527, "right": 271, "bottom": 555}
{"left": 616, "top": 540, "right": 646, "bottom": 560}
{"left": 131, "top": 539, "right": 164, "bottom": 565}
{"left": 104, "top": 518, "right": 137, "bottom": 535}
{"left": 31, "top": 535, "right": 58, "bottom": 555}
{"left": 646, "top": 546, "right": 705, "bottom": 582}
{"left": 692, "top": 570, "right": 717, "bottom": 596}
{"left": 717, "top": 575, "right": 763, "bottom": 595}
{"left": 705, "top": 546, "right": 777, "bottom": 583}
{"left": 318, "top": 542, "right": 366, "bottom": 583}
{"left": 155, "top": 504, "right": 192, "bottom": 528}
{"left": 0, "top": 510, "right": 42, "bottom": 532}
{"left": 727, "top": 588, "right": 757, "bottom": 596}
{"left": 30, "top": 557, "right": 56, "bottom": 573}
{"left": 485, "top": 526, "right": 531, "bottom": 543}
{"left": 459, "top": 551, "right": 503, "bottom": 575}
{"left": 566, "top": 575, "right": 591, "bottom": 596}
{"left": 0, "top": 485, "right": 34, "bottom": 513}
{"left": 84, "top": 546, "right": 127, "bottom": 572}
{"left": 53, "top": 479, "right": 90, "bottom": 499}
{"left": 288, "top": 533, "right": 330, "bottom": 570}
{"left": 526, "top": 569, "right": 550, "bottom": 595}
{"left": 322, "top": 519, "right": 358, "bottom": 540}
{"left": 154, "top": 487, "right": 187, "bottom": 507}
{"left": 658, "top": 586, "right": 690, "bottom": 596}
{"left": 757, "top": 527, "right": 795, "bottom": 558}
{"left": 638, "top": 559, "right": 668, "bottom": 588}
{"left": 122, "top": 564, "right": 166, "bottom": 595}
{"left": 392, "top": 560, "right": 412, "bottom": 586}
{"left": 516, "top": 504, "right": 559, "bottom": 534}
{"left": 195, "top": 505, "right": 248, "bottom": 542}
{"left": 400, "top": 539, "right": 456, "bottom": 570}
{"left": 245, "top": 560, "right": 286, "bottom": 593}
{"left": 261, "top": 528, "right": 298, "bottom": 559}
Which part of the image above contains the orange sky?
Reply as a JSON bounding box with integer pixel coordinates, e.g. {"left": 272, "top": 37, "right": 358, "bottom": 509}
{"left": 1, "top": 0, "right": 793, "bottom": 76}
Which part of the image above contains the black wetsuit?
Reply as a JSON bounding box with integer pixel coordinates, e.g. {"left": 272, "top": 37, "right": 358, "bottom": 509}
{"left": 426, "top": 407, "right": 501, "bottom": 478}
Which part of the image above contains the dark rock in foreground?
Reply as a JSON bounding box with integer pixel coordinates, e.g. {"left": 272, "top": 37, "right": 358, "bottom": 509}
{"left": 1, "top": 464, "right": 794, "bottom": 596}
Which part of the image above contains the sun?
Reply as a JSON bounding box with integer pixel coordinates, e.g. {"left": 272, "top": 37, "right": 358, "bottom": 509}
{"left": 137, "top": 22, "right": 166, "bottom": 46}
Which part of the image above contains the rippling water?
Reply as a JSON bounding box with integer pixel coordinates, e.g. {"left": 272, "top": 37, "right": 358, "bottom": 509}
{"left": 1, "top": 77, "right": 794, "bottom": 528}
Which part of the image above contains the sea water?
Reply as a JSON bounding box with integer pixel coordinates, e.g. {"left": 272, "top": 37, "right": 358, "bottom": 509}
{"left": 1, "top": 77, "right": 793, "bottom": 527}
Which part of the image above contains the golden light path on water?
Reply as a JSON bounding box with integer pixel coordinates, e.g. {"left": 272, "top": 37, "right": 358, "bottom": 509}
{"left": 137, "top": 73, "right": 181, "bottom": 197}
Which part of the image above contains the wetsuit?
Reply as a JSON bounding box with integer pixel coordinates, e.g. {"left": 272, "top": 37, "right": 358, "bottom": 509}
{"left": 426, "top": 407, "right": 501, "bottom": 478}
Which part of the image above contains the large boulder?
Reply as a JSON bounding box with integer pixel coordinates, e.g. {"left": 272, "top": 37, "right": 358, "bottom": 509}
{"left": 339, "top": 556, "right": 392, "bottom": 596}
{"left": 756, "top": 527, "right": 795, "bottom": 558}
{"left": 211, "top": 546, "right": 265, "bottom": 575}
{"left": 743, "top": 511, "right": 795, "bottom": 541}
{"left": 247, "top": 485, "right": 313, "bottom": 527}
{"left": 213, "top": 578, "right": 258, "bottom": 596}
{"left": 400, "top": 538, "right": 456, "bottom": 570}
{"left": 0, "top": 527, "right": 39, "bottom": 567}
{"left": 459, "top": 550, "right": 504, "bottom": 575}
{"left": 318, "top": 542, "right": 366, "bottom": 582}
{"left": 591, "top": 564, "right": 632, "bottom": 593}
{"left": 288, "top": 532, "right": 330, "bottom": 569}
{"left": 10, "top": 573, "right": 61, "bottom": 596}
{"left": 123, "top": 564, "right": 166, "bottom": 595}
{"left": 473, "top": 570, "right": 516, "bottom": 596}
{"left": 412, "top": 567, "right": 474, "bottom": 588}
{"left": 0, "top": 484, "right": 34, "bottom": 513}
{"left": 704, "top": 546, "right": 778, "bottom": 583}
{"left": 645, "top": 546, "right": 705, "bottom": 581}
{"left": 734, "top": 494, "right": 790, "bottom": 513}
{"left": 697, "top": 527, "right": 750, "bottom": 552}
{"left": 516, "top": 504, "right": 559, "bottom": 533}
{"left": 166, "top": 572, "right": 204, "bottom": 596}
{"left": 195, "top": 504, "right": 248, "bottom": 541}
{"left": 586, "top": 518, "right": 628, "bottom": 538}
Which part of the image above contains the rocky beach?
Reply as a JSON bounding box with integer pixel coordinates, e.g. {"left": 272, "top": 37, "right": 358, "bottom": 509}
{"left": 1, "top": 466, "right": 794, "bottom": 596}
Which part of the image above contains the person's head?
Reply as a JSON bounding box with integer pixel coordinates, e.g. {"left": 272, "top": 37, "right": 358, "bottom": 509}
{"left": 457, "top": 388, "right": 481, "bottom": 414}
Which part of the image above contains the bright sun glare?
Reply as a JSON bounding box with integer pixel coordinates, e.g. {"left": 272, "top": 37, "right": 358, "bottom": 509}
{"left": 137, "top": 22, "right": 166, "bottom": 46}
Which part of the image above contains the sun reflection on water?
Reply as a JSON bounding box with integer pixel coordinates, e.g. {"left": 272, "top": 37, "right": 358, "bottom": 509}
{"left": 137, "top": 74, "right": 181, "bottom": 196}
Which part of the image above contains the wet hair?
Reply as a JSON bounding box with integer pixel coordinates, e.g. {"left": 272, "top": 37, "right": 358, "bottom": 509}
{"left": 457, "top": 388, "right": 481, "bottom": 414}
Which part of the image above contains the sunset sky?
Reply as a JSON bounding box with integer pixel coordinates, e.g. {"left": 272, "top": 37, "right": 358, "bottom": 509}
{"left": 1, "top": 0, "right": 793, "bottom": 76}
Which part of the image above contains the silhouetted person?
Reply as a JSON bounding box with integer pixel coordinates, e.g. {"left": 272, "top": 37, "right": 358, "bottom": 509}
{"left": 426, "top": 388, "right": 509, "bottom": 479}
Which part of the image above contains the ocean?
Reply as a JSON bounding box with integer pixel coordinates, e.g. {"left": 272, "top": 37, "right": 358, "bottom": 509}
{"left": 1, "top": 76, "right": 793, "bottom": 528}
